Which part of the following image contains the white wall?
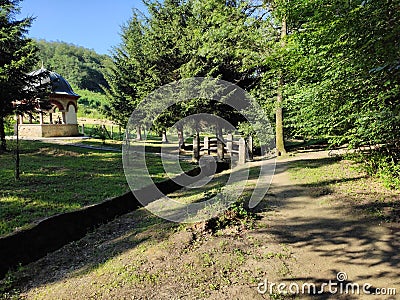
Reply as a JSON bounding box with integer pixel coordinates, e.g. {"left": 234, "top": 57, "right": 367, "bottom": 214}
{"left": 65, "top": 104, "right": 77, "bottom": 124}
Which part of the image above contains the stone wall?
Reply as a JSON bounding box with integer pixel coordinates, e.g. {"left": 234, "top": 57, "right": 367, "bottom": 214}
{"left": 17, "top": 124, "right": 79, "bottom": 138}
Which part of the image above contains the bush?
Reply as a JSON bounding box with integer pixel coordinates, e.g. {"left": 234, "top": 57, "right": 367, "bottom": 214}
{"left": 349, "top": 148, "right": 400, "bottom": 190}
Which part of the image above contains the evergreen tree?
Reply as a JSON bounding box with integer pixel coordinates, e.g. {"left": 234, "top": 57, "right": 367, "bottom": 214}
{"left": 104, "top": 0, "right": 269, "bottom": 142}
{"left": 0, "top": 0, "right": 42, "bottom": 151}
{"left": 104, "top": 1, "right": 191, "bottom": 139}
{"left": 103, "top": 11, "right": 148, "bottom": 129}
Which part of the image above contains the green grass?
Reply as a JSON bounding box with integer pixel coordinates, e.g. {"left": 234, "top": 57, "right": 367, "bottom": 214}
{"left": 4, "top": 117, "right": 14, "bottom": 136}
{"left": 287, "top": 156, "right": 400, "bottom": 222}
{"left": 80, "top": 124, "right": 125, "bottom": 141}
{"left": 0, "top": 140, "right": 193, "bottom": 236}
{"left": 287, "top": 156, "right": 346, "bottom": 186}
{"left": 77, "top": 108, "right": 104, "bottom": 119}
{"left": 73, "top": 138, "right": 123, "bottom": 150}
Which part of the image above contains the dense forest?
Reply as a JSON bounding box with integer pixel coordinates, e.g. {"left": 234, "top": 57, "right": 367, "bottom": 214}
{"left": 104, "top": 0, "right": 399, "bottom": 188}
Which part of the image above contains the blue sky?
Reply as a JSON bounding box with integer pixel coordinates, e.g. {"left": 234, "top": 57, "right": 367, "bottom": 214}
{"left": 19, "top": 0, "right": 147, "bottom": 55}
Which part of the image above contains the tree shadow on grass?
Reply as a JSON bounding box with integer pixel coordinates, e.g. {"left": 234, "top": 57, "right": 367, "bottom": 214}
{"left": 0, "top": 159, "right": 262, "bottom": 294}
{"left": 2, "top": 153, "right": 398, "bottom": 297}
{"left": 0, "top": 208, "right": 176, "bottom": 295}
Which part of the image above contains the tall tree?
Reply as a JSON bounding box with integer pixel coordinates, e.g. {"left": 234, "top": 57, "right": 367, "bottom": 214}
{"left": 178, "top": 0, "right": 265, "bottom": 133}
{"left": 105, "top": 0, "right": 270, "bottom": 143}
{"left": 104, "top": 0, "right": 191, "bottom": 141}
{"left": 103, "top": 12, "right": 146, "bottom": 128}
{"left": 275, "top": 12, "right": 287, "bottom": 156}
{"left": 281, "top": 0, "right": 400, "bottom": 148}
{"left": 0, "top": 0, "right": 41, "bottom": 151}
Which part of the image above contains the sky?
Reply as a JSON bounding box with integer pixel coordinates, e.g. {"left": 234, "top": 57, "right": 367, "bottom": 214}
{"left": 19, "top": 0, "right": 147, "bottom": 55}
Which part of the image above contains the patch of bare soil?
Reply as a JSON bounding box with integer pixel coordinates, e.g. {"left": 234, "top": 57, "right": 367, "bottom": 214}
{"left": 1, "top": 150, "right": 399, "bottom": 299}
{"left": 77, "top": 118, "right": 116, "bottom": 125}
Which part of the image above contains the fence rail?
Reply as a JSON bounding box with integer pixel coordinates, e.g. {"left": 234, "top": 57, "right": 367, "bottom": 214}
{"left": 193, "top": 133, "right": 253, "bottom": 165}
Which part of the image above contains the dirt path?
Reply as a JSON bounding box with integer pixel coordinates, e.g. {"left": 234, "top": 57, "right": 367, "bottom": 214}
{"left": 261, "top": 151, "right": 400, "bottom": 299}
{"left": 4, "top": 150, "right": 399, "bottom": 299}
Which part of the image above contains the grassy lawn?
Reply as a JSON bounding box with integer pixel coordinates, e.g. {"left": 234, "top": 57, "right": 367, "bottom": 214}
{"left": 80, "top": 124, "right": 124, "bottom": 140}
{"left": 0, "top": 140, "right": 193, "bottom": 236}
{"left": 287, "top": 155, "right": 400, "bottom": 222}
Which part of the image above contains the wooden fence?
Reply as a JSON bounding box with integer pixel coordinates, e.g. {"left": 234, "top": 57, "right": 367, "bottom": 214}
{"left": 193, "top": 133, "right": 253, "bottom": 165}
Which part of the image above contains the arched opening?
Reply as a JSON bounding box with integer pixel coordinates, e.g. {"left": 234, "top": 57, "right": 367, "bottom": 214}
{"left": 49, "top": 101, "right": 65, "bottom": 124}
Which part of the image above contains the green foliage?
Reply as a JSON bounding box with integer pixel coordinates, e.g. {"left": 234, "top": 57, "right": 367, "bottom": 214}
{"left": 280, "top": 0, "right": 400, "bottom": 145}
{"left": 102, "top": 11, "right": 146, "bottom": 126}
{"left": 0, "top": 269, "right": 20, "bottom": 298}
{"left": 104, "top": 0, "right": 398, "bottom": 184}
{"left": 75, "top": 88, "right": 108, "bottom": 119}
{"left": 3, "top": 116, "right": 14, "bottom": 136}
{"left": 0, "top": 0, "right": 46, "bottom": 150}
{"left": 180, "top": 0, "right": 264, "bottom": 85}
{"left": 90, "top": 125, "right": 111, "bottom": 144}
{"left": 35, "top": 40, "right": 110, "bottom": 93}
{"left": 348, "top": 148, "right": 400, "bottom": 190}
{"left": 212, "top": 197, "right": 257, "bottom": 231}
{"left": 104, "top": 0, "right": 267, "bottom": 130}
{"left": 266, "top": 0, "right": 400, "bottom": 183}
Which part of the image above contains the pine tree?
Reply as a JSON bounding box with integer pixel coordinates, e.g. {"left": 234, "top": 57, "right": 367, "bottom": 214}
{"left": 0, "top": 0, "right": 40, "bottom": 151}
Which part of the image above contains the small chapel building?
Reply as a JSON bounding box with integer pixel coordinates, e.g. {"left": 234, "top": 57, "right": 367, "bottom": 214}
{"left": 16, "top": 68, "right": 81, "bottom": 138}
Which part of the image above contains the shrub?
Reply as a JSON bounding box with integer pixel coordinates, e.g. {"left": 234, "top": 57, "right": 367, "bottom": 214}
{"left": 348, "top": 147, "right": 400, "bottom": 190}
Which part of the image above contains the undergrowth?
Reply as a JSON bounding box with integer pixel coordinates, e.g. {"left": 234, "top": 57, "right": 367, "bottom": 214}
{"left": 201, "top": 197, "right": 258, "bottom": 234}
{"left": 347, "top": 148, "right": 400, "bottom": 190}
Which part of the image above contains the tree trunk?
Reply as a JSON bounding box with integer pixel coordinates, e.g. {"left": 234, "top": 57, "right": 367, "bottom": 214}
{"left": 136, "top": 125, "right": 142, "bottom": 141}
{"left": 15, "top": 119, "right": 20, "bottom": 180}
{"left": 192, "top": 131, "right": 200, "bottom": 161}
{"left": 276, "top": 16, "right": 287, "bottom": 156}
{"left": 177, "top": 124, "right": 185, "bottom": 149}
{"left": 0, "top": 116, "right": 7, "bottom": 152}
{"left": 216, "top": 123, "right": 223, "bottom": 141}
{"left": 276, "top": 77, "right": 286, "bottom": 156}
{"left": 162, "top": 129, "right": 168, "bottom": 143}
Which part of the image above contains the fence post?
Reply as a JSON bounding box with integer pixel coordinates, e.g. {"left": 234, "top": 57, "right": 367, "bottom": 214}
{"left": 111, "top": 125, "right": 114, "bottom": 140}
{"left": 227, "top": 133, "right": 233, "bottom": 156}
{"left": 203, "top": 136, "right": 210, "bottom": 155}
{"left": 247, "top": 135, "right": 253, "bottom": 161}
{"left": 81, "top": 124, "right": 85, "bottom": 136}
{"left": 217, "top": 138, "right": 225, "bottom": 161}
{"left": 193, "top": 133, "right": 200, "bottom": 162}
{"left": 238, "top": 137, "right": 246, "bottom": 165}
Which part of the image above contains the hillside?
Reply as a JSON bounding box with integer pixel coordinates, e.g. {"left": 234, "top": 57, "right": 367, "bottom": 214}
{"left": 35, "top": 39, "right": 110, "bottom": 93}
{"left": 35, "top": 40, "right": 111, "bottom": 118}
